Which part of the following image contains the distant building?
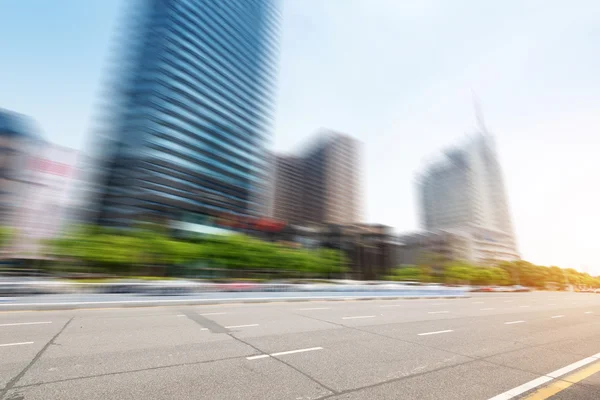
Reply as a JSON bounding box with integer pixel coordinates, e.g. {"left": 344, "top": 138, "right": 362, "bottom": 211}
{"left": 91, "top": 0, "right": 280, "bottom": 227}
{"left": 271, "top": 154, "right": 304, "bottom": 224}
{"left": 417, "top": 131, "right": 519, "bottom": 264}
{"left": 270, "top": 130, "right": 361, "bottom": 225}
{"left": 10, "top": 144, "right": 78, "bottom": 258}
{"left": 0, "top": 109, "right": 40, "bottom": 226}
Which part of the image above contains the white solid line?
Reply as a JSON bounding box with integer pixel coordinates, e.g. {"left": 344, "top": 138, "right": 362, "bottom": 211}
{"left": 546, "top": 356, "right": 598, "bottom": 378}
{"left": 431, "top": 303, "right": 447, "bottom": 306}
{"left": 472, "top": 301, "right": 484, "bottom": 304}
{"left": 0, "top": 321, "right": 52, "bottom": 327}
{"left": 246, "top": 354, "right": 270, "bottom": 360}
{"left": 200, "top": 328, "right": 208, "bottom": 331}
{"left": 481, "top": 308, "right": 495, "bottom": 311}
{"left": 342, "top": 315, "right": 376, "bottom": 320}
{"left": 551, "top": 315, "right": 564, "bottom": 319}
{"left": 225, "top": 324, "right": 259, "bottom": 329}
{"left": 486, "top": 354, "right": 600, "bottom": 400}
{"left": 380, "top": 304, "right": 404, "bottom": 308}
{"left": 428, "top": 311, "right": 449, "bottom": 314}
{"left": 0, "top": 341, "right": 34, "bottom": 347}
{"left": 299, "top": 307, "right": 330, "bottom": 311}
{"left": 200, "top": 312, "right": 226, "bottom": 316}
{"left": 272, "top": 347, "right": 323, "bottom": 357}
{"left": 487, "top": 376, "right": 553, "bottom": 400}
{"left": 504, "top": 320, "right": 525, "bottom": 325}
{"left": 246, "top": 347, "right": 323, "bottom": 360}
{"left": 418, "top": 330, "right": 453, "bottom": 336}
{"left": 176, "top": 314, "right": 186, "bottom": 317}
{"left": 519, "top": 305, "right": 530, "bottom": 308}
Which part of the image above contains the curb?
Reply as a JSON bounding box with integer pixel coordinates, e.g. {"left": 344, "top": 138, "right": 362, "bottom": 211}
{"left": 0, "top": 294, "right": 469, "bottom": 311}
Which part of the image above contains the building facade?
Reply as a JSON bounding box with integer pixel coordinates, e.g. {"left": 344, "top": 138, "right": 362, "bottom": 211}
{"left": 270, "top": 131, "right": 361, "bottom": 225}
{"left": 0, "top": 109, "right": 40, "bottom": 227}
{"left": 271, "top": 154, "right": 304, "bottom": 224}
{"left": 92, "top": 0, "right": 280, "bottom": 227}
{"left": 418, "top": 133, "right": 519, "bottom": 264}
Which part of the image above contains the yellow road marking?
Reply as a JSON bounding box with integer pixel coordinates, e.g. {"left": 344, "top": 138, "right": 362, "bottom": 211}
{"left": 524, "top": 360, "right": 600, "bottom": 399}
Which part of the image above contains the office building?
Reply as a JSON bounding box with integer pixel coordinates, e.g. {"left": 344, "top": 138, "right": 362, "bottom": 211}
{"left": 271, "top": 154, "right": 304, "bottom": 224}
{"left": 10, "top": 144, "right": 78, "bottom": 258}
{"left": 0, "top": 109, "right": 40, "bottom": 226}
{"left": 93, "top": 0, "right": 280, "bottom": 228}
{"left": 270, "top": 131, "right": 361, "bottom": 225}
{"left": 418, "top": 132, "right": 519, "bottom": 264}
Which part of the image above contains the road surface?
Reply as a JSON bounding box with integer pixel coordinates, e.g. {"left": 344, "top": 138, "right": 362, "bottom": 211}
{"left": 0, "top": 292, "right": 599, "bottom": 399}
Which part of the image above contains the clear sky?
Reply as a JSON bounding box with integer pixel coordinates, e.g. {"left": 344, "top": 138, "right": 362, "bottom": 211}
{"left": 1, "top": 1, "right": 599, "bottom": 273}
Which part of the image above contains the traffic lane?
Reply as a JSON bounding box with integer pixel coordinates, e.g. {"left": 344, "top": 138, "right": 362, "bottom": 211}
{"left": 1, "top": 341, "right": 48, "bottom": 391}
{"left": 189, "top": 308, "right": 338, "bottom": 337}
{"left": 360, "top": 308, "right": 600, "bottom": 359}
{"left": 15, "top": 313, "right": 258, "bottom": 386}
{"left": 6, "top": 356, "right": 333, "bottom": 400}
{"left": 325, "top": 360, "right": 541, "bottom": 400}
{"left": 0, "top": 317, "right": 71, "bottom": 390}
{"left": 283, "top": 302, "right": 600, "bottom": 334}
{"left": 241, "top": 327, "right": 470, "bottom": 392}
{"left": 0, "top": 316, "right": 69, "bottom": 347}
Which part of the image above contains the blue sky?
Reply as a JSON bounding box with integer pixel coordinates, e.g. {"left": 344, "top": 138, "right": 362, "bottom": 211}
{"left": 1, "top": 0, "right": 599, "bottom": 273}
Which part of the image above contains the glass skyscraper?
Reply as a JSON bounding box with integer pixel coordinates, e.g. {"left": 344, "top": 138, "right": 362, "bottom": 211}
{"left": 93, "top": 0, "right": 279, "bottom": 227}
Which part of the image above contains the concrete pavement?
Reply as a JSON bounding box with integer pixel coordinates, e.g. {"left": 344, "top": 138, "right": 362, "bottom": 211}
{"left": 0, "top": 292, "right": 598, "bottom": 399}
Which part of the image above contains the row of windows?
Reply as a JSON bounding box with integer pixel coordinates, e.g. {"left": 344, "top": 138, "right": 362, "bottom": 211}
{"left": 160, "top": 28, "right": 272, "bottom": 118}
{"left": 140, "top": 158, "right": 252, "bottom": 203}
{"left": 178, "top": 0, "right": 278, "bottom": 83}
{"left": 147, "top": 135, "right": 254, "bottom": 180}
{"left": 148, "top": 127, "right": 259, "bottom": 176}
{"left": 145, "top": 169, "right": 248, "bottom": 205}
{"left": 207, "top": 0, "right": 281, "bottom": 53}
{"left": 148, "top": 98, "right": 256, "bottom": 156}
{"left": 144, "top": 144, "right": 251, "bottom": 189}
{"left": 166, "top": 7, "right": 274, "bottom": 109}
{"left": 154, "top": 64, "right": 267, "bottom": 138}
{"left": 144, "top": 108, "right": 260, "bottom": 167}
{"left": 138, "top": 179, "right": 247, "bottom": 215}
{"left": 157, "top": 56, "right": 268, "bottom": 129}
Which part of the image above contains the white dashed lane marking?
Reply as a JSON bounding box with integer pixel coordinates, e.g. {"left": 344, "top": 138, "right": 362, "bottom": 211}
{"left": 504, "top": 320, "right": 525, "bottom": 325}
{"left": 225, "top": 324, "right": 259, "bottom": 329}
{"left": 247, "top": 347, "right": 323, "bottom": 360}
{"left": 418, "top": 330, "right": 454, "bottom": 336}
{"left": 342, "top": 315, "right": 376, "bottom": 320}
{"left": 0, "top": 321, "right": 52, "bottom": 327}
{"left": 0, "top": 341, "right": 34, "bottom": 347}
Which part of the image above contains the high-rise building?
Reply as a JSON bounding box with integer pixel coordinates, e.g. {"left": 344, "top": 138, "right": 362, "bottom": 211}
{"left": 270, "top": 130, "right": 361, "bottom": 225}
{"left": 418, "top": 131, "right": 519, "bottom": 263}
{"left": 271, "top": 154, "right": 303, "bottom": 224}
{"left": 92, "top": 0, "right": 280, "bottom": 227}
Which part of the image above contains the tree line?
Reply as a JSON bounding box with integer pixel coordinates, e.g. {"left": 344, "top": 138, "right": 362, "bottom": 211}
{"left": 388, "top": 255, "right": 600, "bottom": 289}
{"left": 45, "top": 225, "right": 348, "bottom": 279}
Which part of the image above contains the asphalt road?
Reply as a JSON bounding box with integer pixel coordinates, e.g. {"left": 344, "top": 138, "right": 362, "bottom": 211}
{"left": 0, "top": 292, "right": 599, "bottom": 399}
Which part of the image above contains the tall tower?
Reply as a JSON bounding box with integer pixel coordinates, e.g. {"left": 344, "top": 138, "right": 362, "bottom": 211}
{"left": 418, "top": 126, "right": 519, "bottom": 263}
{"left": 92, "top": 0, "right": 280, "bottom": 226}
